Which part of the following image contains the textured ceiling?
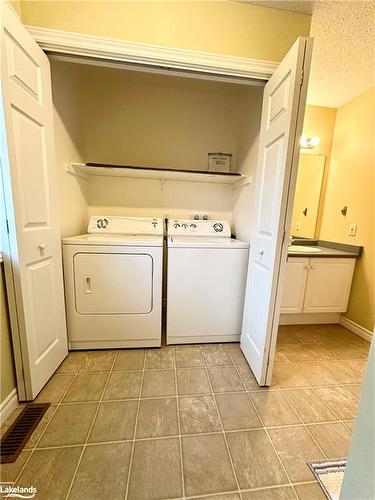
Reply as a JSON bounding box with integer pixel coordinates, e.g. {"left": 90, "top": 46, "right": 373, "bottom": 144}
{"left": 249, "top": 0, "right": 315, "bottom": 14}
{"left": 248, "top": 1, "right": 375, "bottom": 107}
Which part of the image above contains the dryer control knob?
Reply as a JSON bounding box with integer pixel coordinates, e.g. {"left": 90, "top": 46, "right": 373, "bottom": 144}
{"left": 173, "top": 223, "right": 180, "bottom": 228}
{"left": 213, "top": 223, "right": 224, "bottom": 232}
{"left": 182, "top": 223, "right": 188, "bottom": 228}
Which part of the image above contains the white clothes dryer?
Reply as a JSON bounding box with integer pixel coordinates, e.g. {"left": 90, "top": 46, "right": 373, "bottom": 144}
{"left": 63, "top": 216, "right": 163, "bottom": 349}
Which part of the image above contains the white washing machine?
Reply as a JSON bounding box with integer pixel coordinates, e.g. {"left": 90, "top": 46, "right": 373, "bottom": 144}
{"left": 166, "top": 219, "right": 249, "bottom": 345}
{"left": 63, "top": 216, "right": 163, "bottom": 349}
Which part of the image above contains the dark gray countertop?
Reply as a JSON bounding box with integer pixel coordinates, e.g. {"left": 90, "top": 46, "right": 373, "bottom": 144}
{"left": 287, "top": 239, "right": 363, "bottom": 259}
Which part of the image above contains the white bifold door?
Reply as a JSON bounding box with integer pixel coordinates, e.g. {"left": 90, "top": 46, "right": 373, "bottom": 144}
{"left": 241, "top": 37, "right": 313, "bottom": 385}
{"left": 0, "top": 3, "right": 67, "bottom": 400}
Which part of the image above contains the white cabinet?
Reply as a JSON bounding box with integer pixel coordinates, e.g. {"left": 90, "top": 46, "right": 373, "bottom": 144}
{"left": 281, "top": 257, "right": 355, "bottom": 314}
{"left": 280, "top": 258, "right": 309, "bottom": 313}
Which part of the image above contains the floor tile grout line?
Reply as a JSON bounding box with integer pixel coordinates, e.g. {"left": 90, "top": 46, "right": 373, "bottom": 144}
{"left": 274, "top": 386, "right": 330, "bottom": 462}
{"left": 277, "top": 355, "right": 354, "bottom": 458}
{"left": 172, "top": 346, "right": 186, "bottom": 499}
{"left": 182, "top": 478, "right": 320, "bottom": 499}
{"left": 22, "top": 413, "right": 352, "bottom": 450}
{"left": 288, "top": 357, "right": 360, "bottom": 424}
{"left": 281, "top": 352, "right": 358, "bottom": 457}
{"left": 199, "top": 345, "right": 242, "bottom": 500}
{"left": 286, "top": 349, "right": 364, "bottom": 387}
{"left": 226, "top": 347, "right": 298, "bottom": 499}
{"left": 33, "top": 379, "right": 358, "bottom": 404}
{"left": 124, "top": 348, "right": 147, "bottom": 500}
{"left": 277, "top": 344, "right": 362, "bottom": 406}
{"left": 10, "top": 351, "right": 89, "bottom": 488}
{"left": 64, "top": 351, "right": 118, "bottom": 500}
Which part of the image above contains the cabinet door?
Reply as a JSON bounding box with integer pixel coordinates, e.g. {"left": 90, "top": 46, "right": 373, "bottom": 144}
{"left": 280, "top": 258, "right": 309, "bottom": 313}
{"left": 303, "top": 258, "right": 355, "bottom": 313}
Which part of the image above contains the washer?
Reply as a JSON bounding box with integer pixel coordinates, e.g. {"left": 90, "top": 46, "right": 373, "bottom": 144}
{"left": 63, "top": 216, "right": 163, "bottom": 349}
{"left": 166, "top": 219, "right": 249, "bottom": 345}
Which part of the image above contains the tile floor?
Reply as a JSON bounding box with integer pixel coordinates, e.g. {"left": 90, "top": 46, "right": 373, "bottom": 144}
{"left": 0, "top": 324, "right": 370, "bottom": 500}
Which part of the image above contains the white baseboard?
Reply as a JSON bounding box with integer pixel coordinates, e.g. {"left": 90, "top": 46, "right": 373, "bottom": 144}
{"left": 0, "top": 388, "right": 18, "bottom": 423}
{"left": 279, "top": 313, "right": 340, "bottom": 325}
{"left": 339, "top": 316, "right": 373, "bottom": 343}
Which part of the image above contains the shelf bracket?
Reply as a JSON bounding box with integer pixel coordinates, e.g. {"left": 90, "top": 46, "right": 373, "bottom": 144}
{"left": 232, "top": 176, "right": 252, "bottom": 189}
{"left": 66, "top": 162, "right": 89, "bottom": 180}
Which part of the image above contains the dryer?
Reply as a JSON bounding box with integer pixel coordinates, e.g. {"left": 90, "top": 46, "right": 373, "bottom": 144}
{"left": 166, "top": 219, "right": 249, "bottom": 345}
{"left": 63, "top": 216, "right": 163, "bottom": 349}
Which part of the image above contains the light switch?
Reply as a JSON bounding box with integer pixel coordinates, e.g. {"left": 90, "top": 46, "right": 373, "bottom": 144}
{"left": 296, "top": 221, "right": 301, "bottom": 231}
{"left": 349, "top": 224, "right": 357, "bottom": 236}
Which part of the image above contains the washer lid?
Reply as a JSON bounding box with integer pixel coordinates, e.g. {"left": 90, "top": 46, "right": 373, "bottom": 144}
{"left": 168, "top": 236, "right": 249, "bottom": 249}
{"left": 62, "top": 234, "right": 163, "bottom": 247}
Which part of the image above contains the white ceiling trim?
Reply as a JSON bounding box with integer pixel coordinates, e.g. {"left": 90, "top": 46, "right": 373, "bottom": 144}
{"left": 27, "top": 25, "right": 278, "bottom": 81}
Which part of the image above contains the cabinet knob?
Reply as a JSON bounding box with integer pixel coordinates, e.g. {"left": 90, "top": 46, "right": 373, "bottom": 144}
{"left": 38, "top": 243, "right": 46, "bottom": 250}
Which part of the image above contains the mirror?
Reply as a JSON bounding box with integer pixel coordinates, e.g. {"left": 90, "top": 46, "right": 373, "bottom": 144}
{"left": 291, "top": 154, "right": 325, "bottom": 238}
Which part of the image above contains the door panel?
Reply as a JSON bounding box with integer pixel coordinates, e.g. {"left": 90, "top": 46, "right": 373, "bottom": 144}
{"left": 74, "top": 253, "right": 153, "bottom": 314}
{"left": 5, "top": 31, "right": 41, "bottom": 100}
{"left": 1, "top": 3, "right": 67, "bottom": 400}
{"left": 11, "top": 106, "right": 50, "bottom": 227}
{"left": 241, "top": 37, "right": 313, "bottom": 385}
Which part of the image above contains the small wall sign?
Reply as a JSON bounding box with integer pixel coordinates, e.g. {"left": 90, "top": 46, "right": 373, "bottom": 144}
{"left": 208, "top": 152, "right": 232, "bottom": 173}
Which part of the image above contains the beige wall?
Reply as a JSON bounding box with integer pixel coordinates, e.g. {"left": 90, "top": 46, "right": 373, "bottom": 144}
{"left": 0, "top": 265, "right": 16, "bottom": 405}
{"left": 50, "top": 60, "right": 89, "bottom": 237}
{"left": 79, "top": 64, "right": 245, "bottom": 171}
{"left": 20, "top": 1, "right": 310, "bottom": 62}
{"left": 319, "top": 87, "right": 375, "bottom": 331}
{"left": 8, "top": 0, "right": 21, "bottom": 16}
{"left": 232, "top": 86, "right": 263, "bottom": 242}
{"left": 302, "top": 105, "right": 337, "bottom": 236}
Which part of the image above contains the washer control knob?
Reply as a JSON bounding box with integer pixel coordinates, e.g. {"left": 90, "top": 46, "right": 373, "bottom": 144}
{"left": 182, "top": 223, "right": 188, "bottom": 228}
{"left": 173, "top": 223, "right": 180, "bottom": 228}
{"left": 213, "top": 223, "right": 224, "bottom": 232}
{"left": 190, "top": 224, "right": 197, "bottom": 228}
{"left": 96, "top": 219, "right": 103, "bottom": 228}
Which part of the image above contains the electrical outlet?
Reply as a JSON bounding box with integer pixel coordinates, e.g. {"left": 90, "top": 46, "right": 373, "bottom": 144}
{"left": 349, "top": 224, "right": 357, "bottom": 236}
{"left": 296, "top": 221, "right": 301, "bottom": 231}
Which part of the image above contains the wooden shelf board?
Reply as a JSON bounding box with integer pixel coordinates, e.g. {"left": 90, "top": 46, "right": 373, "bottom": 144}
{"left": 67, "top": 162, "right": 251, "bottom": 187}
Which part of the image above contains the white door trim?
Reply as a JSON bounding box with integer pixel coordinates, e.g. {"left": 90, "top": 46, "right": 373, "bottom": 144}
{"left": 0, "top": 388, "right": 18, "bottom": 423}
{"left": 26, "top": 26, "right": 278, "bottom": 81}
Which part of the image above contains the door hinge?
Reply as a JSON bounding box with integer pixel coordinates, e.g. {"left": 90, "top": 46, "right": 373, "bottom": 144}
{"left": 6, "top": 219, "right": 9, "bottom": 234}
{"left": 300, "top": 69, "right": 304, "bottom": 87}
{"left": 282, "top": 228, "right": 286, "bottom": 243}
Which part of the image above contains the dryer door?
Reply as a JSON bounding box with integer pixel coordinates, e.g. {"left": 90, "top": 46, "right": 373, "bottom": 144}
{"left": 73, "top": 253, "right": 153, "bottom": 314}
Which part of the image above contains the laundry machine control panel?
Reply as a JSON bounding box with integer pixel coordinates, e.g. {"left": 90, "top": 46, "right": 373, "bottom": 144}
{"left": 168, "top": 219, "right": 231, "bottom": 237}
{"left": 88, "top": 216, "right": 163, "bottom": 236}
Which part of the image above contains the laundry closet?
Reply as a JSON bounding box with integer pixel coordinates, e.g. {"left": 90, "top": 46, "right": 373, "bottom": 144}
{"left": 1, "top": 4, "right": 312, "bottom": 399}
{"left": 50, "top": 59, "right": 263, "bottom": 242}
